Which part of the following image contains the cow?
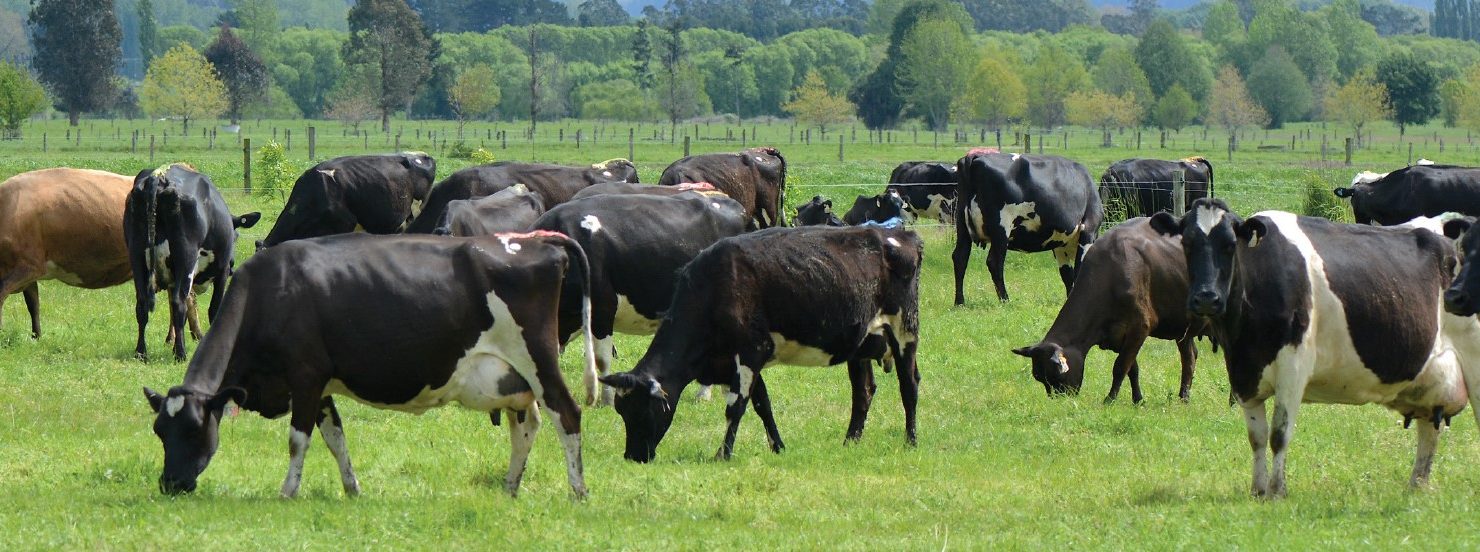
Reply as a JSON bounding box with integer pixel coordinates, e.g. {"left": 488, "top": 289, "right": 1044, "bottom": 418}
{"left": 1148, "top": 198, "right": 1480, "bottom": 498}
{"left": 406, "top": 159, "right": 638, "bottom": 234}
{"left": 532, "top": 192, "right": 749, "bottom": 407}
{"left": 842, "top": 190, "right": 907, "bottom": 226}
{"left": 143, "top": 231, "right": 596, "bottom": 498}
{"left": 795, "top": 196, "right": 844, "bottom": 226}
{"left": 258, "top": 152, "right": 436, "bottom": 248}
{"left": 432, "top": 184, "right": 546, "bottom": 237}
{"left": 569, "top": 181, "right": 717, "bottom": 201}
{"left": 952, "top": 151, "right": 1102, "bottom": 304}
{"left": 1333, "top": 164, "right": 1480, "bottom": 225}
{"left": 124, "top": 163, "right": 260, "bottom": 361}
{"left": 1099, "top": 157, "right": 1213, "bottom": 218}
{"left": 887, "top": 161, "right": 957, "bottom": 224}
{"left": 658, "top": 147, "right": 787, "bottom": 229}
{"left": 599, "top": 225, "right": 922, "bottom": 463}
{"left": 0, "top": 168, "right": 134, "bottom": 338}
{"left": 1012, "top": 217, "right": 1206, "bottom": 403}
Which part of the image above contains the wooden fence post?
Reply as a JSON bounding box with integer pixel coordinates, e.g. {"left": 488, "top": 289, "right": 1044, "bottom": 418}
{"left": 683, "top": 136, "right": 691, "bottom": 157}
{"left": 1173, "top": 169, "right": 1186, "bottom": 214}
{"left": 243, "top": 138, "right": 252, "bottom": 194}
{"left": 308, "top": 126, "right": 316, "bottom": 160}
{"left": 838, "top": 134, "right": 845, "bottom": 162}
{"left": 149, "top": 135, "right": 155, "bottom": 163}
{"left": 628, "top": 128, "right": 634, "bottom": 161}
{"left": 1345, "top": 137, "right": 1353, "bottom": 166}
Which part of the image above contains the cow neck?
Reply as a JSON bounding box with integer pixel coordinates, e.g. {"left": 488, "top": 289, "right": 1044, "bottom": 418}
{"left": 636, "top": 304, "right": 713, "bottom": 394}
{"left": 177, "top": 285, "right": 249, "bottom": 395}
{"left": 1042, "top": 286, "right": 1107, "bottom": 352}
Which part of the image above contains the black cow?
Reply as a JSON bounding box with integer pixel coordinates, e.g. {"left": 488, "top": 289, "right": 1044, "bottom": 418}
{"left": 143, "top": 231, "right": 596, "bottom": 498}
{"left": 1099, "top": 157, "right": 1213, "bottom": 218}
{"left": 600, "top": 226, "right": 922, "bottom": 463}
{"left": 1333, "top": 164, "right": 1480, "bottom": 225}
{"left": 843, "top": 190, "right": 906, "bottom": 225}
{"left": 570, "top": 181, "right": 718, "bottom": 201}
{"left": 406, "top": 159, "right": 638, "bottom": 234}
{"left": 1149, "top": 199, "right": 1480, "bottom": 497}
{"left": 125, "top": 163, "right": 260, "bottom": 361}
{"left": 259, "top": 152, "right": 436, "bottom": 248}
{"left": 953, "top": 151, "right": 1103, "bottom": 304}
{"left": 433, "top": 184, "right": 546, "bottom": 237}
{"left": 658, "top": 147, "right": 787, "bottom": 229}
{"left": 1013, "top": 217, "right": 1206, "bottom": 403}
{"left": 795, "top": 195, "right": 844, "bottom": 226}
{"left": 532, "top": 192, "right": 749, "bottom": 406}
{"left": 888, "top": 161, "right": 957, "bottom": 223}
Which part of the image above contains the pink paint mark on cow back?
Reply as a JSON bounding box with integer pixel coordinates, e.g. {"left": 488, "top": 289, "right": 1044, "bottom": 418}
{"left": 675, "top": 182, "right": 717, "bottom": 192}
{"left": 495, "top": 229, "right": 571, "bottom": 241}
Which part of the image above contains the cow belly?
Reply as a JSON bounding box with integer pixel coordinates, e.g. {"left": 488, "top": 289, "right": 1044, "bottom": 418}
{"left": 612, "top": 293, "right": 659, "bottom": 335}
{"left": 325, "top": 357, "right": 536, "bottom": 414}
{"left": 42, "top": 261, "right": 85, "bottom": 286}
{"left": 769, "top": 333, "right": 835, "bottom": 367}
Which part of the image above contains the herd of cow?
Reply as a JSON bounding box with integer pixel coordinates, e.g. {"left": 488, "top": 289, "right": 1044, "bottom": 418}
{"left": 4, "top": 143, "right": 1480, "bottom": 501}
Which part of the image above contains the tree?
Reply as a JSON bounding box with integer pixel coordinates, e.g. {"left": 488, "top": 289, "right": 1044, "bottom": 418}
{"left": 1092, "top": 47, "right": 1154, "bottom": 118}
{"left": 655, "top": 61, "right": 710, "bottom": 129}
{"left": 326, "top": 65, "right": 378, "bottom": 132}
{"left": 1135, "top": 19, "right": 1211, "bottom": 102}
{"left": 895, "top": 17, "right": 973, "bottom": 131}
{"left": 849, "top": 0, "right": 971, "bottom": 128}
{"left": 1324, "top": 69, "right": 1390, "bottom": 146}
{"left": 632, "top": 19, "right": 654, "bottom": 89}
{"left": 1065, "top": 90, "right": 1140, "bottom": 146}
{"left": 577, "top": 0, "right": 628, "bottom": 26}
{"left": 0, "top": 62, "right": 47, "bottom": 139}
{"left": 203, "top": 26, "right": 269, "bottom": 125}
{"left": 1207, "top": 65, "right": 1268, "bottom": 147}
{"left": 231, "top": 0, "right": 279, "bottom": 55}
{"left": 574, "top": 79, "right": 660, "bottom": 120}
{"left": 1376, "top": 51, "right": 1440, "bottom": 135}
{"left": 29, "top": 0, "right": 122, "bottom": 125}
{"left": 344, "top": 0, "right": 436, "bottom": 132}
{"left": 1025, "top": 43, "right": 1090, "bottom": 128}
{"left": 784, "top": 71, "right": 854, "bottom": 133}
{"left": 1152, "top": 83, "right": 1197, "bottom": 132}
{"left": 1201, "top": 0, "right": 1244, "bottom": 50}
{"left": 137, "top": 0, "right": 158, "bottom": 68}
{"left": 139, "top": 44, "right": 228, "bottom": 134}
{"left": 1323, "top": 0, "right": 1379, "bottom": 81}
{"left": 449, "top": 64, "right": 500, "bottom": 134}
{"left": 1441, "top": 78, "right": 1466, "bottom": 128}
{"left": 1246, "top": 46, "right": 1312, "bottom": 128}
{"left": 956, "top": 54, "right": 1027, "bottom": 129}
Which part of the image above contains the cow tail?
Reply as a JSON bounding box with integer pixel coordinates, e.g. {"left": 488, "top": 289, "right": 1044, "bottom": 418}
{"left": 1202, "top": 159, "right": 1215, "bottom": 200}
{"left": 553, "top": 234, "right": 598, "bottom": 406}
{"left": 771, "top": 147, "right": 788, "bottom": 227}
{"left": 144, "top": 178, "right": 158, "bottom": 294}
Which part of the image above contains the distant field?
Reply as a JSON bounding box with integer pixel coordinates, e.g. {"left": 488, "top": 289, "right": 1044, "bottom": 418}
{"left": 2, "top": 117, "right": 1479, "bottom": 548}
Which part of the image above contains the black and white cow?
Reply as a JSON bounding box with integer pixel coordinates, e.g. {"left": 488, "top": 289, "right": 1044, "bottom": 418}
{"left": 143, "top": 231, "right": 596, "bottom": 498}
{"left": 432, "top": 184, "right": 546, "bottom": 237}
{"left": 258, "top": 152, "right": 436, "bottom": 248}
{"left": 125, "top": 163, "right": 260, "bottom": 361}
{"left": 600, "top": 226, "right": 922, "bottom": 463}
{"left": 532, "top": 192, "right": 749, "bottom": 406}
{"left": 1149, "top": 198, "right": 1480, "bottom": 497}
{"left": 1333, "top": 163, "right": 1480, "bottom": 225}
{"left": 1099, "top": 157, "right": 1213, "bottom": 218}
{"left": 795, "top": 195, "right": 844, "bottom": 226}
{"left": 659, "top": 147, "right": 787, "bottom": 229}
{"left": 842, "top": 190, "right": 906, "bottom": 226}
{"left": 406, "top": 159, "right": 638, "bottom": 234}
{"left": 888, "top": 161, "right": 957, "bottom": 223}
{"left": 569, "top": 181, "right": 719, "bottom": 201}
{"left": 952, "top": 151, "right": 1103, "bottom": 304}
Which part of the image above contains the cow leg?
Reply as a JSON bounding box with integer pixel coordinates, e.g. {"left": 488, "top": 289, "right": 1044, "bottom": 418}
{"left": 168, "top": 279, "right": 191, "bottom": 361}
{"left": 1241, "top": 399, "right": 1270, "bottom": 497}
{"left": 522, "top": 334, "right": 586, "bottom": 499}
{"left": 844, "top": 358, "right": 876, "bottom": 442}
{"left": 185, "top": 290, "right": 203, "bottom": 341}
{"left": 1268, "top": 374, "right": 1309, "bottom": 499}
{"left": 131, "top": 270, "right": 155, "bottom": 361}
{"left": 895, "top": 340, "right": 920, "bottom": 446}
{"left": 1176, "top": 337, "right": 1197, "bottom": 402}
{"left": 749, "top": 374, "right": 785, "bottom": 453}
{"left": 951, "top": 202, "right": 973, "bottom": 306}
{"left": 717, "top": 354, "right": 762, "bottom": 461}
{"left": 694, "top": 385, "right": 713, "bottom": 401}
{"left": 1105, "top": 333, "right": 1147, "bottom": 404}
{"left": 1053, "top": 243, "right": 1077, "bottom": 297}
{"left": 316, "top": 397, "right": 360, "bottom": 497}
{"left": 501, "top": 407, "right": 541, "bottom": 497}
{"left": 281, "top": 397, "right": 321, "bottom": 499}
{"left": 593, "top": 334, "right": 616, "bottom": 407}
{"left": 1410, "top": 414, "right": 1443, "bottom": 488}
{"left": 22, "top": 282, "right": 39, "bottom": 338}
{"left": 1127, "top": 361, "right": 1143, "bottom": 404}
{"left": 987, "top": 240, "right": 1010, "bottom": 303}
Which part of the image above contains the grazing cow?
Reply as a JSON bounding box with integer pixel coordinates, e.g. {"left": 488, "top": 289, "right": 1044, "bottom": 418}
{"left": 1148, "top": 199, "right": 1480, "bottom": 497}
{"left": 953, "top": 151, "right": 1102, "bottom": 304}
{"left": 1333, "top": 164, "right": 1480, "bottom": 225}
{"left": 658, "top": 147, "right": 787, "bottom": 229}
{"left": 259, "top": 152, "right": 436, "bottom": 247}
{"left": 1099, "top": 157, "right": 1213, "bottom": 218}
{"left": 569, "top": 181, "right": 717, "bottom": 201}
{"left": 532, "top": 192, "right": 749, "bottom": 406}
{"left": 124, "top": 163, "right": 260, "bottom": 361}
{"left": 0, "top": 168, "right": 133, "bottom": 338}
{"left": 843, "top": 190, "right": 907, "bottom": 226}
{"left": 1012, "top": 217, "right": 1206, "bottom": 403}
{"left": 600, "top": 226, "right": 922, "bottom": 463}
{"left": 432, "top": 184, "right": 546, "bottom": 237}
{"left": 795, "top": 196, "right": 844, "bottom": 226}
{"left": 143, "top": 231, "right": 596, "bottom": 498}
{"left": 888, "top": 161, "right": 957, "bottom": 223}
{"left": 407, "top": 159, "right": 638, "bottom": 234}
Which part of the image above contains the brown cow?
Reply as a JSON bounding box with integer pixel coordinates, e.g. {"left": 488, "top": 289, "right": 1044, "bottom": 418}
{"left": 658, "top": 147, "right": 787, "bottom": 229}
{"left": 0, "top": 168, "right": 134, "bottom": 337}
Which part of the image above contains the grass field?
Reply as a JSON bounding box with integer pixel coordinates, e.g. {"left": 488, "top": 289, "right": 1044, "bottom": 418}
{"left": 3, "top": 117, "right": 1480, "bottom": 548}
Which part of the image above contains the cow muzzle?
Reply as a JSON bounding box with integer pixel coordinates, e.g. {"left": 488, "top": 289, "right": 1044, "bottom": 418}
{"left": 159, "top": 476, "right": 197, "bottom": 495}
{"left": 1445, "top": 287, "right": 1476, "bottom": 317}
{"left": 1188, "top": 290, "right": 1224, "bottom": 317}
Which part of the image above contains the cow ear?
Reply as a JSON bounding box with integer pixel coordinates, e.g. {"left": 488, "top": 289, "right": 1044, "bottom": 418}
{"left": 1148, "top": 211, "right": 1182, "bottom": 236}
{"left": 208, "top": 387, "right": 246, "bottom": 412}
{"left": 234, "top": 212, "right": 262, "bottom": 229}
{"left": 1444, "top": 217, "right": 1475, "bottom": 240}
{"left": 1237, "top": 218, "right": 1268, "bottom": 248}
{"left": 599, "top": 372, "right": 644, "bottom": 390}
{"left": 1011, "top": 346, "right": 1035, "bottom": 358}
{"left": 144, "top": 387, "right": 165, "bottom": 413}
{"left": 823, "top": 199, "right": 832, "bottom": 208}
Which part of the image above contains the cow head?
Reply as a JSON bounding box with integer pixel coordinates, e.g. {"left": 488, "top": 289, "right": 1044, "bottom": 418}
{"left": 795, "top": 195, "right": 843, "bottom": 226}
{"left": 1150, "top": 198, "right": 1264, "bottom": 319}
{"left": 143, "top": 385, "right": 246, "bottom": 494}
{"left": 400, "top": 152, "right": 438, "bottom": 195}
{"left": 843, "top": 191, "right": 906, "bottom": 226}
{"left": 1444, "top": 217, "right": 1480, "bottom": 316}
{"left": 1012, "top": 343, "right": 1084, "bottom": 395}
{"left": 598, "top": 372, "right": 675, "bottom": 463}
{"left": 591, "top": 158, "right": 639, "bottom": 183}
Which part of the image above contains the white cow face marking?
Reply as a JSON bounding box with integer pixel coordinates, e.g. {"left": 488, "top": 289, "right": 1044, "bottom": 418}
{"left": 580, "top": 215, "right": 602, "bottom": 234}
{"left": 1195, "top": 204, "right": 1225, "bottom": 235}
{"left": 164, "top": 395, "right": 185, "bottom": 417}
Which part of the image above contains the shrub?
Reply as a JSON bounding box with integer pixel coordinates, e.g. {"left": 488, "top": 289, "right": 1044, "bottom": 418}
{"left": 1302, "top": 171, "right": 1350, "bottom": 222}
{"left": 255, "top": 141, "right": 298, "bottom": 198}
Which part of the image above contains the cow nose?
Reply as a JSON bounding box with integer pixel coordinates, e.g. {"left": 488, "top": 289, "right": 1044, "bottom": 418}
{"left": 1445, "top": 288, "right": 1472, "bottom": 315}
{"left": 159, "top": 477, "right": 196, "bottom": 495}
{"left": 1189, "top": 290, "right": 1223, "bottom": 316}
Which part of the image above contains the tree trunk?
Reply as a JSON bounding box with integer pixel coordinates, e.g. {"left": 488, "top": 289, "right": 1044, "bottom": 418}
{"left": 381, "top": 109, "right": 390, "bottom": 134}
{"left": 68, "top": 109, "right": 79, "bottom": 126}
{"left": 182, "top": 117, "right": 189, "bottom": 136}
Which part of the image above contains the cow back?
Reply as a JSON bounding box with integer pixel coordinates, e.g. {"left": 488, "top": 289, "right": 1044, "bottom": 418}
{"left": 0, "top": 168, "right": 133, "bottom": 288}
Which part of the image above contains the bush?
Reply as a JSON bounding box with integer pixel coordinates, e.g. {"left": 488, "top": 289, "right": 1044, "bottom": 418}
{"left": 255, "top": 141, "right": 299, "bottom": 198}
{"left": 1302, "top": 172, "right": 1350, "bottom": 222}
{"left": 469, "top": 147, "right": 496, "bottom": 164}
{"left": 447, "top": 141, "right": 495, "bottom": 162}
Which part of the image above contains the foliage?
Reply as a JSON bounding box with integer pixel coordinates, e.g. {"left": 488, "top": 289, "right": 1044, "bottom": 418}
{"left": 1152, "top": 83, "right": 1197, "bottom": 131}
{"left": 1376, "top": 50, "right": 1440, "bottom": 134}
{"left": 469, "top": 146, "right": 496, "bottom": 163}
{"left": 1245, "top": 3, "right": 1337, "bottom": 84}
{"left": 0, "top": 62, "right": 47, "bottom": 139}
{"left": 230, "top": 0, "right": 278, "bottom": 55}
{"left": 1246, "top": 47, "right": 1313, "bottom": 128}
{"left": 253, "top": 140, "right": 297, "bottom": 198}
{"left": 655, "top": 61, "right": 710, "bottom": 127}
{"left": 344, "top": 0, "right": 436, "bottom": 132}
{"left": 1091, "top": 46, "right": 1154, "bottom": 116}
{"left": 577, "top": 0, "right": 627, "bottom": 27}
{"left": 1025, "top": 42, "right": 1090, "bottom": 128}
{"left": 850, "top": 0, "right": 971, "bottom": 129}
{"left": 1207, "top": 65, "right": 1268, "bottom": 140}
{"left": 895, "top": 18, "right": 974, "bottom": 131}
{"left": 1441, "top": 78, "right": 1466, "bottom": 128}
{"left": 1324, "top": 69, "right": 1390, "bottom": 144}
{"left": 448, "top": 64, "right": 501, "bottom": 127}
{"left": 573, "top": 79, "right": 660, "bottom": 121}
{"left": 1302, "top": 171, "right": 1350, "bottom": 222}
{"left": 1065, "top": 90, "right": 1140, "bottom": 145}
{"left": 240, "top": 85, "right": 304, "bottom": 120}
{"left": 204, "top": 26, "right": 270, "bottom": 125}
{"left": 139, "top": 44, "right": 228, "bottom": 134}
{"left": 29, "top": 0, "right": 122, "bottom": 125}
{"left": 269, "top": 28, "right": 348, "bottom": 118}
{"left": 956, "top": 54, "right": 1027, "bottom": 128}
{"left": 1135, "top": 19, "right": 1211, "bottom": 102}
{"left": 784, "top": 71, "right": 854, "bottom": 133}
{"left": 137, "top": 0, "right": 158, "bottom": 68}
{"left": 1323, "top": 0, "right": 1380, "bottom": 82}
{"left": 325, "top": 65, "right": 378, "bottom": 131}
{"left": 157, "top": 24, "right": 208, "bottom": 52}
{"left": 958, "top": 0, "right": 1098, "bottom": 33}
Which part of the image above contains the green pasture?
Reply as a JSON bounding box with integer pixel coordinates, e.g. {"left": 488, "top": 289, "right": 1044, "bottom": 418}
{"left": 3, "top": 118, "right": 1480, "bottom": 548}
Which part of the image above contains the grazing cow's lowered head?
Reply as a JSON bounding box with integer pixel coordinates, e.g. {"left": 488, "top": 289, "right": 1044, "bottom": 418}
{"left": 601, "top": 371, "right": 674, "bottom": 462}
{"left": 401, "top": 151, "right": 437, "bottom": 185}
{"left": 591, "top": 158, "right": 639, "bottom": 183}
{"left": 1011, "top": 343, "right": 1083, "bottom": 395}
{"left": 1149, "top": 198, "right": 1264, "bottom": 318}
{"left": 1444, "top": 216, "right": 1480, "bottom": 315}
{"left": 143, "top": 385, "right": 246, "bottom": 494}
{"left": 843, "top": 190, "right": 906, "bottom": 225}
{"left": 795, "top": 195, "right": 843, "bottom": 226}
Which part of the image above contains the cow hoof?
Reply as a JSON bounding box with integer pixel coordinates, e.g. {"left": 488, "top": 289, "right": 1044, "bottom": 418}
{"left": 343, "top": 481, "right": 361, "bottom": 497}
{"left": 504, "top": 481, "right": 520, "bottom": 497}
{"left": 570, "top": 486, "right": 588, "bottom": 501}
{"left": 694, "top": 386, "right": 713, "bottom": 402}
{"left": 714, "top": 448, "right": 732, "bottom": 461}
{"left": 134, "top": 352, "right": 148, "bottom": 362}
